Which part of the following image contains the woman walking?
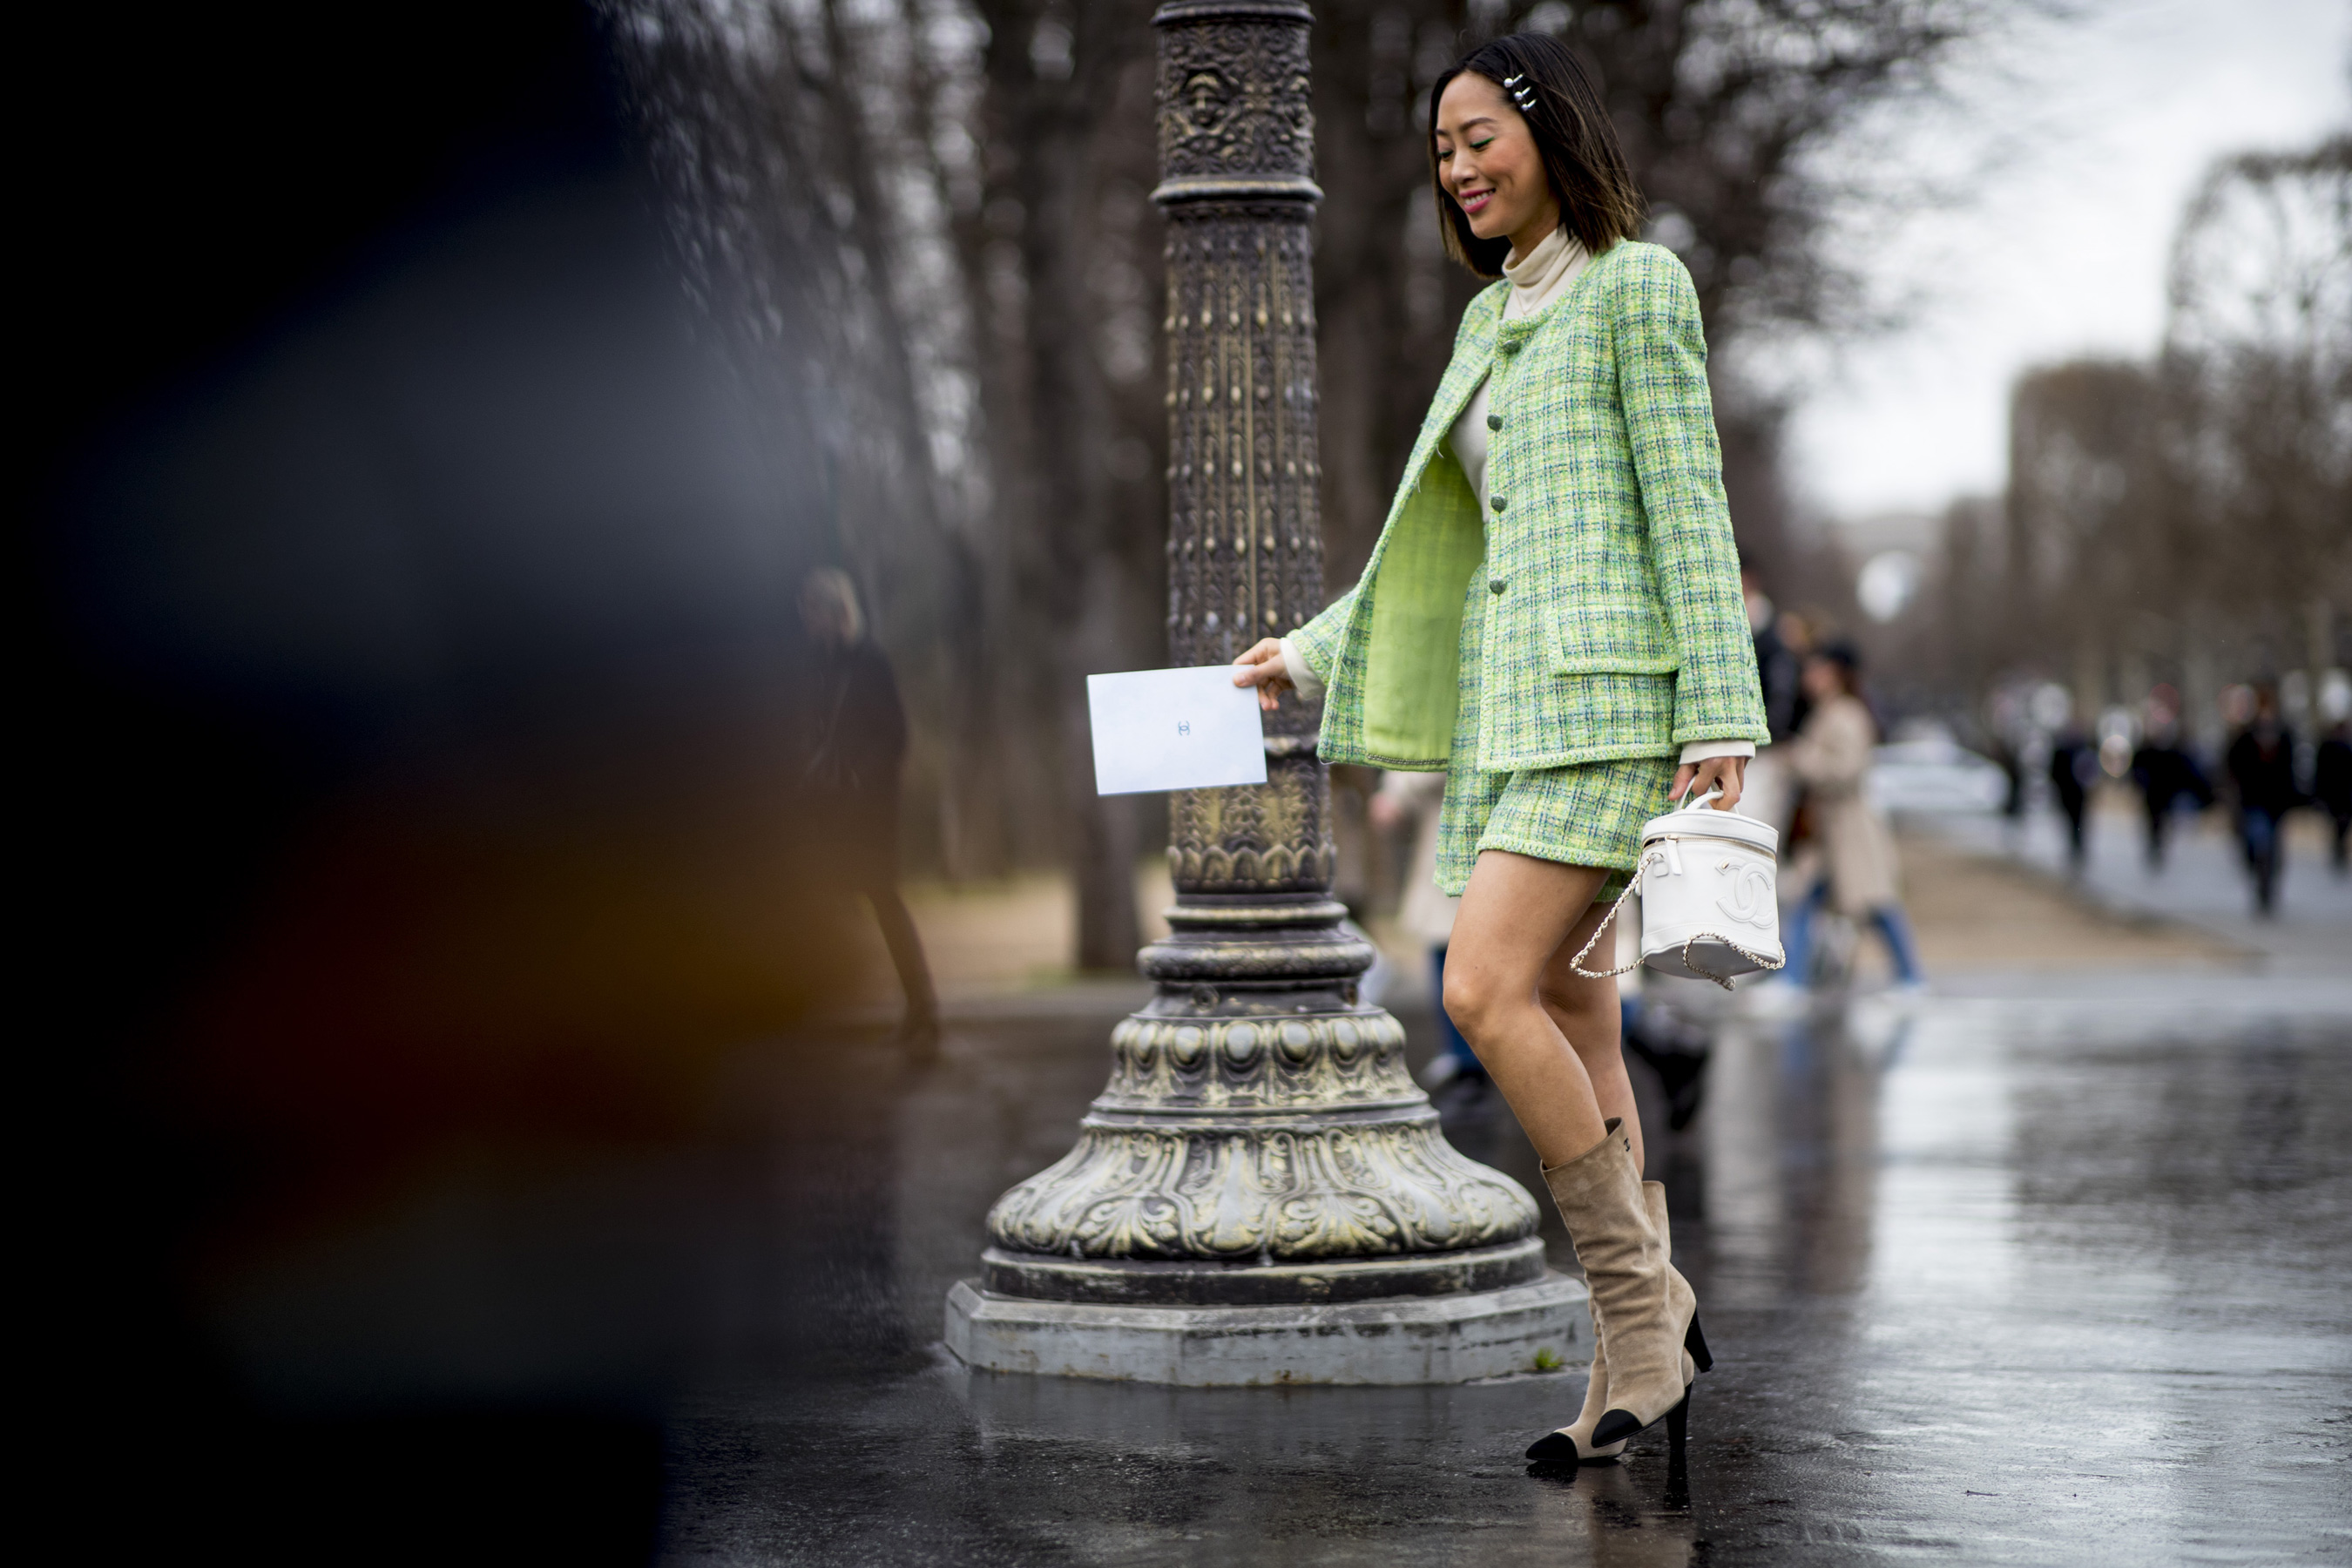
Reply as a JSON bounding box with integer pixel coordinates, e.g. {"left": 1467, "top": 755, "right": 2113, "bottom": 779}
{"left": 1234, "top": 34, "right": 1766, "bottom": 1464}
{"left": 1775, "top": 643, "right": 1925, "bottom": 990}
{"left": 800, "top": 568, "right": 939, "bottom": 1054}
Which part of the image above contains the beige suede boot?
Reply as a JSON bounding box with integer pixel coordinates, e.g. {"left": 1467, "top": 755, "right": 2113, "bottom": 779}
{"left": 1529, "top": 1122, "right": 1709, "bottom": 1456}
{"left": 1524, "top": 1182, "right": 1693, "bottom": 1464}
{"left": 1646, "top": 1180, "right": 1700, "bottom": 1389}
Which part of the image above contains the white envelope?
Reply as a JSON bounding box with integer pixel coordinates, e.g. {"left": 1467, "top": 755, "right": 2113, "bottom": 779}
{"left": 1087, "top": 666, "right": 1270, "bottom": 796}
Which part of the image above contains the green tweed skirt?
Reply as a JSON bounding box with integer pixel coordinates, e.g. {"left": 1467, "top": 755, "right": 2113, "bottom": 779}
{"left": 1431, "top": 559, "right": 1680, "bottom": 900}
{"left": 1434, "top": 754, "right": 1679, "bottom": 899}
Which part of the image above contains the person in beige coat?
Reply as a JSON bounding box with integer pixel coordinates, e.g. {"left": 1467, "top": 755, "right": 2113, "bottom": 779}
{"left": 1778, "top": 644, "right": 1923, "bottom": 989}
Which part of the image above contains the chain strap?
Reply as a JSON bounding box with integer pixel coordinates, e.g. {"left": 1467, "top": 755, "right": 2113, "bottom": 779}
{"left": 1567, "top": 851, "right": 1662, "bottom": 979}
{"left": 1677, "top": 931, "right": 1787, "bottom": 991}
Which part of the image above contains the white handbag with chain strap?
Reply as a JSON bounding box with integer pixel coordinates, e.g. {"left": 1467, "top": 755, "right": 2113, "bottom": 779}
{"left": 1571, "top": 793, "right": 1784, "bottom": 990}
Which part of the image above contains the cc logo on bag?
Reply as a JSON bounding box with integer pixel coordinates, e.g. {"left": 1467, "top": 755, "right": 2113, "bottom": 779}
{"left": 1715, "top": 862, "right": 1775, "bottom": 929}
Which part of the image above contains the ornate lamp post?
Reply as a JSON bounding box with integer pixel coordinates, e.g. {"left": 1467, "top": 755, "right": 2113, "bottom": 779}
{"left": 944, "top": 0, "right": 1584, "bottom": 1384}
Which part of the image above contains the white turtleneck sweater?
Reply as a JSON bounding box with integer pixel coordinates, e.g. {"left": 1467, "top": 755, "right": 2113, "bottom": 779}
{"left": 1449, "top": 223, "right": 1589, "bottom": 510}
{"left": 1279, "top": 223, "right": 1751, "bottom": 770}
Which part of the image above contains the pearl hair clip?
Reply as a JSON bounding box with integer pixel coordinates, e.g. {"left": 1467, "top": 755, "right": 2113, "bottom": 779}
{"left": 1502, "top": 72, "right": 1538, "bottom": 112}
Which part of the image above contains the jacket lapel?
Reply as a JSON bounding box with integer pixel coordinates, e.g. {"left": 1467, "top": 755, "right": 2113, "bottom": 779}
{"left": 1394, "top": 286, "right": 1504, "bottom": 501}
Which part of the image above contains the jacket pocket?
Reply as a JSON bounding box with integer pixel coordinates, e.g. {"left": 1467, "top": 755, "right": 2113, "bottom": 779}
{"left": 1548, "top": 601, "right": 1681, "bottom": 677}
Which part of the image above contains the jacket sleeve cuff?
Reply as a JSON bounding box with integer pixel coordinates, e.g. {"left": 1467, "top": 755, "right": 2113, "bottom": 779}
{"left": 1279, "top": 638, "right": 1326, "bottom": 701}
{"left": 1678, "top": 739, "right": 1755, "bottom": 765}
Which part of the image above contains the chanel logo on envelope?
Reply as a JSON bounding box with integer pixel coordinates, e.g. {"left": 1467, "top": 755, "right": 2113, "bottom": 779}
{"left": 1086, "top": 666, "right": 1269, "bottom": 795}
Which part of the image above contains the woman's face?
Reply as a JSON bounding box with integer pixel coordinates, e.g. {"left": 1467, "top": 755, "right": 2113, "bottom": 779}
{"left": 1434, "top": 72, "right": 1559, "bottom": 253}
{"left": 1801, "top": 655, "right": 1845, "bottom": 702}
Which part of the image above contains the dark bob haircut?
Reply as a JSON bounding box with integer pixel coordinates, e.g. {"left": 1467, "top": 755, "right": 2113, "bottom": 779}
{"left": 1429, "top": 33, "right": 1646, "bottom": 279}
{"left": 1815, "top": 639, "right": 1862, "bottom": 673}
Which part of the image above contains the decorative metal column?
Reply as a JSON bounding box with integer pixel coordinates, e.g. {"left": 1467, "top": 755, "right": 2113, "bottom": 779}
{"left": 944, "top": 0, "right": 1584, "bottom": 1384}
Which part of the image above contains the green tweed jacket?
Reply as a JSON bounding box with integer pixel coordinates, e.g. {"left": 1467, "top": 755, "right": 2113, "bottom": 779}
{"left": 1290, "top": 240, "right": 1767, "bottom": 771}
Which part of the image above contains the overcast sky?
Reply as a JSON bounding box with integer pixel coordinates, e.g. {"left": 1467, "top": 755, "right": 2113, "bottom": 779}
{"left": 1785, "top": 0, "right": 2352, "bottom": 527}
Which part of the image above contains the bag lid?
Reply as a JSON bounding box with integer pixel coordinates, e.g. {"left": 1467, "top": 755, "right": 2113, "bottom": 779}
{"left": 1639, "top": 792, "right": 1779, "bottom": 856}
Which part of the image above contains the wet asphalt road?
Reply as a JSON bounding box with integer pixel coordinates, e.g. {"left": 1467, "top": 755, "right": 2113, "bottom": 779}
{"left": 660, "top": 977, "right": 2351, "bottom": 1565}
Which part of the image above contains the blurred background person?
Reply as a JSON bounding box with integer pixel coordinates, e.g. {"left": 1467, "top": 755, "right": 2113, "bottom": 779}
{"left": 1735, "top": 558, "right": 1806, "bottom": 840}
{"left": 1775, "top": 643, "right": 1924, "bottom": 994}
{"left": 801, "top": 568, "right": 936, "bottom": 1053}
{"left": 1980, "top": 686, "right": 2031, "bottom": 828}
{"left": 1990, "top": 732, "right": 2029, "bottom": 824}
{"left": 2130, "top": 689, "right": 2213, "bottom": 871}
{"left": 2047, "top": 705, "right": 2099, "bottom": 875}
{"left": 1618, "top": 990, "right": 1714, "bottom": 1133}
{"left": 1370, "top": 771, "right": 1481, "bottom": 1090}
{"left": 2226, "top": 685, "right": 2304, "bottom": 916}
{"left": 2318, "top": 717, "right": 2352, "bottom": 875}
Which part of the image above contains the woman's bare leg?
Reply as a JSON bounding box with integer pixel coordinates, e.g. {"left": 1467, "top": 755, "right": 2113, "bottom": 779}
{"left": 1538, "top": 906, "right": 1643, "bottom": 1173}
{"left": 1443, "top": 849, "right": 1644, "bottom": 1171}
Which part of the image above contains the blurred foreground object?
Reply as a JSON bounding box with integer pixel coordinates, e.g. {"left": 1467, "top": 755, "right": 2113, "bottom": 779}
{"left": 946, "top": 0, "right": 1583, "bottom": 1386}
{"left": 27, "top": 3, "right": 865, "bottom": 1558}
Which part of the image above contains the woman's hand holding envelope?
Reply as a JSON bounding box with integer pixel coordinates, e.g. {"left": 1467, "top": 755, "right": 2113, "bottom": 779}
{"left": 1232, "top": 638, "right": 1293, "bottom": 713}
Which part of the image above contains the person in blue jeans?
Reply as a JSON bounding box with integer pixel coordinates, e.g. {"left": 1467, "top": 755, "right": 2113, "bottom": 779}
{"left": 1778, "top": 877, "right": 1923, "bottom": 988}
{"left": 1776, "top": 644, "right": 1923, "bottom": 990}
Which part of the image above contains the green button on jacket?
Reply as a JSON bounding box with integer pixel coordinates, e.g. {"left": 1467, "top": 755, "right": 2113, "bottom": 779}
{"left": 1288, "top": 240, "right": 1767, "bottom": 772}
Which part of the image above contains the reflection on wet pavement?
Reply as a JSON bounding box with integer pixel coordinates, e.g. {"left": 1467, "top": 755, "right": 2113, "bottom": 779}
{"left": 663, "top": 981, "right": 2352, "bottom": 1565}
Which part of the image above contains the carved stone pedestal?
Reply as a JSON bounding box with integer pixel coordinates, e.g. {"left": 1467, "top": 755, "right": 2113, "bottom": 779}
{"left": 943, "top": 0, "right": 1585, "bottom": 1385}
{"left": 943, "top": 913, "right": 1591, "bottom": 1383}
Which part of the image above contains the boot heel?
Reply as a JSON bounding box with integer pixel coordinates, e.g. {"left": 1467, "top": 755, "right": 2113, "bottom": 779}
{"left": 1665, "top": 1389, "right": 1690, "bottom": 1450}
{"left": 1684, "top": 1315, "right": 1713, "bottom": 1374}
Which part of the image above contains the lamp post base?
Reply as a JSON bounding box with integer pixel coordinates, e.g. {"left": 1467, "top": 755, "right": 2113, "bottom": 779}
{"left": 943, "top": 1273, "right": 1589, "bottom": 1388}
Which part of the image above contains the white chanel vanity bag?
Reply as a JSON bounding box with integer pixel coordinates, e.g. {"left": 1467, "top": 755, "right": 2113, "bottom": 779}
{"left": 1571, "top": 793, "right": 1784, "bottom": 990}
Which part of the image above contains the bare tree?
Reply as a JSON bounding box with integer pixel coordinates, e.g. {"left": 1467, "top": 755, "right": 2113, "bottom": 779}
{"left": 604, "top": 0, "right": 1010, "bottom": 882}
{"left": 1902, "top": 136, "right": 2349, "bottom": 740}
{"left": 2005, "top": 360, "right": 2166, "bottom": 713}
{"left": 962, "top": 0, "right": 1168, "bottom": 965}
{"left": 2164, "top": 136, "right": 2352, "bottom": 679}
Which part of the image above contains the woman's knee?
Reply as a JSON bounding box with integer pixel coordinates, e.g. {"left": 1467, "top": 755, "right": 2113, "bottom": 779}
{"left": 1442, "top": 962, "right": 1531, "bottom": 1045}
